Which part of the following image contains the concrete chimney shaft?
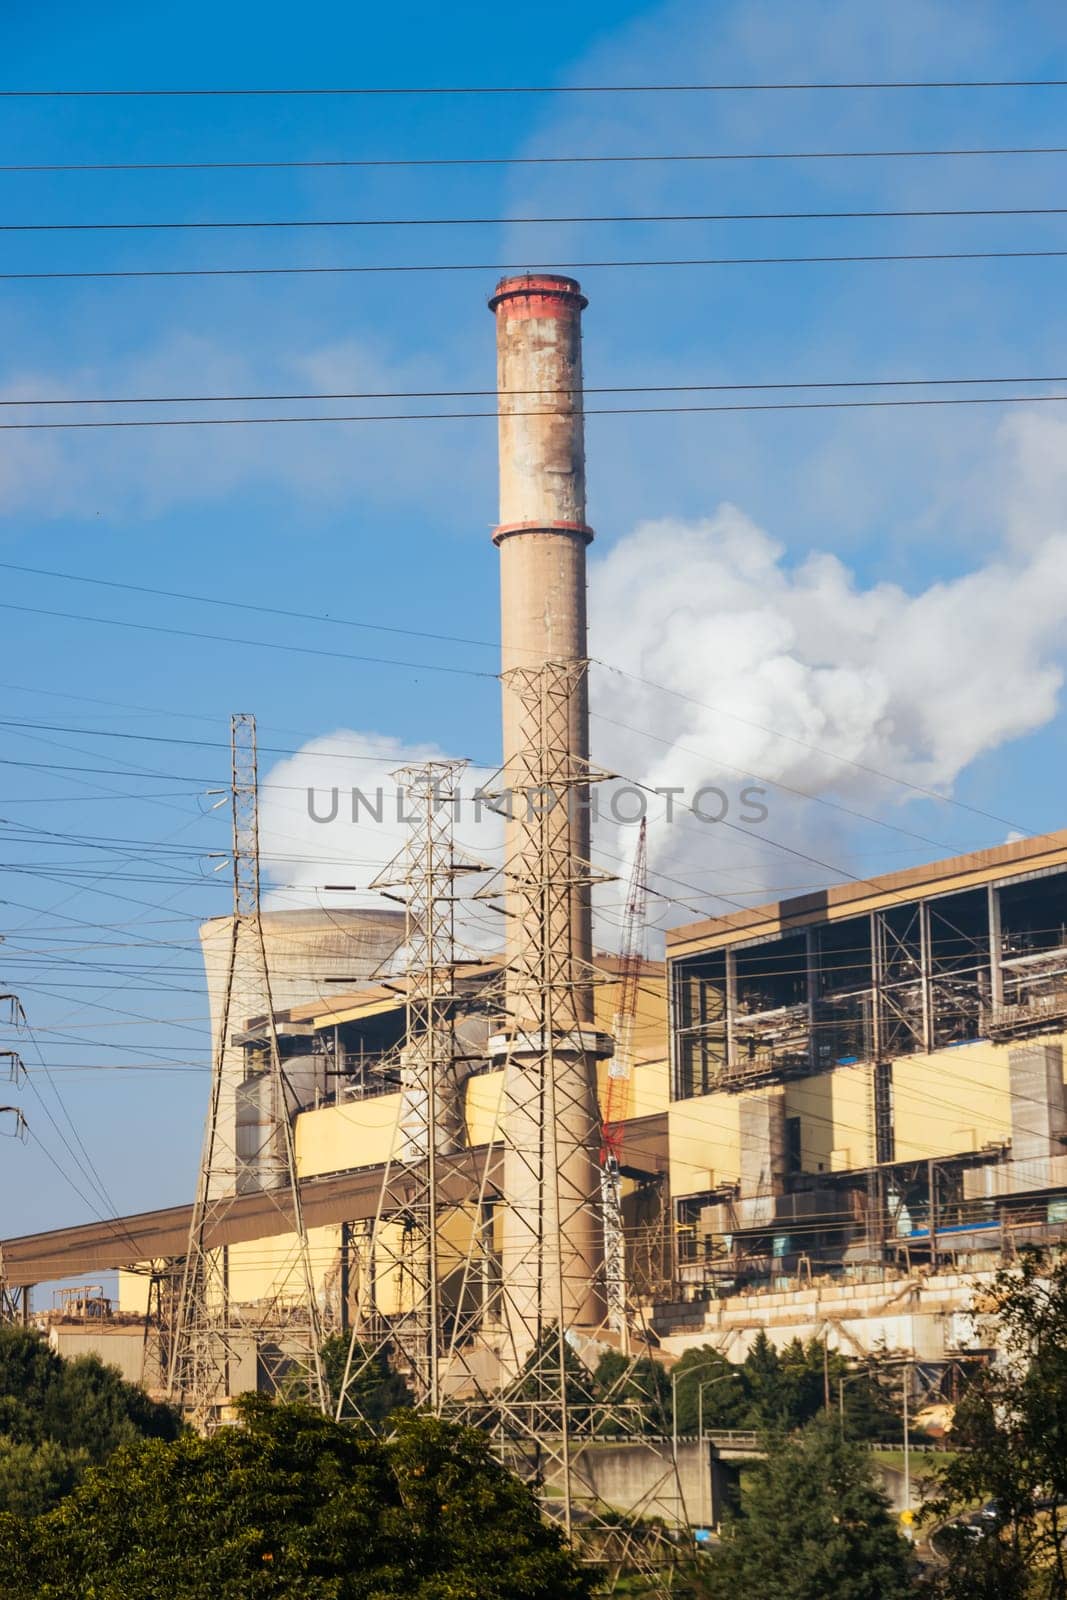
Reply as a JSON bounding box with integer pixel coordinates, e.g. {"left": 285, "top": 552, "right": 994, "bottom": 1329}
{"left": 489, "top": 274, "right": 605, "bottom": 1348}
{"left": 491, "top": 273, "right": 594, "bottom": 1019}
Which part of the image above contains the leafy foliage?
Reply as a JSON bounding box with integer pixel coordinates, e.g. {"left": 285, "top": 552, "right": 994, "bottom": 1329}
{"left": 593, "top": 1350, "right": 672, "bottom": 1435}
{"left": 0, "top": 1395, "right": 594, "bottom": 1600}
{"left": 669, "top": 1333, "right": 904, "bottom": 1440}
{"left": 705, "top": 1416, "right": 915, "bottom": 1600}
{"left": 319, "top": 1333, "right": 412, "bottom": 1428}
{"left": 924, "top": 1247, "right": 1067, "bottom": 1599}
{"left": 0, "top": 1326, "right": 179, "bottom": 1514}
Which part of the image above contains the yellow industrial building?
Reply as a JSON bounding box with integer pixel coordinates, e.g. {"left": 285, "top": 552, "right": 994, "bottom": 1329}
{"left": 8, "top": 828, "right": 1067, "bottom": 1382}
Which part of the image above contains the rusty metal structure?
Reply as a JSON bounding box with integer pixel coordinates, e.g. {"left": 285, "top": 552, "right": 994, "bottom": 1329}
{"left": 166, "top": 713, "right": 326, "bottom": 1427}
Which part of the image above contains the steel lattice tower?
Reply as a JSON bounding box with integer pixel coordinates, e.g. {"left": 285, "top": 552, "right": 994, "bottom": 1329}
{"left": 167, "top": 713, "right": 326, "bottom": 1428}
{"left": 0, "top": 991, "right": 28, "bottom": 1322}
{"left": 335, "top": 760, "right": 485, "bottom": 1415}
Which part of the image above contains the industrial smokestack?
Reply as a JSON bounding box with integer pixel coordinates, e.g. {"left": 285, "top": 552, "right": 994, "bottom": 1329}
{"left": 488, "top": 274, "right": 606, "bottom": 1354}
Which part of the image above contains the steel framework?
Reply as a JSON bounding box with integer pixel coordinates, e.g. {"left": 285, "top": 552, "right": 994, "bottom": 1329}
{"left": 469, "top": 663, "right": 683, "bottom": 1586}
{"left": 0, "top": 993, "right": 28, "bottom": 1321}
{"left": 334, "top": 759, "right": 489, "bottom": 1417}
{"left": 333, "top": 670, "right": 682, "bottom": 1589}
{"left": 167, "top": 713, "right": 326, "bottom": 1428}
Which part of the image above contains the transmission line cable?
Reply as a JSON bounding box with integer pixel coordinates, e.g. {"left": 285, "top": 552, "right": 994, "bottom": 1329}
{"left": 10, "top": 246, "right": 1067, "bottom": 282}
{"left": 0, "top": 600, "right": 495, "bottom": 676}
{"left": 7, "top": 392, "right": 1067, "bottom": 429}
{"left": 6, "top": 371, "right": 1067, "bottom": 406}
{"left": 5, "top": 143, "right": 1067, "bottom": 172}
{"left": 3, "top": 77, "right": 1067, "bottom": 95}
{"left": 8, "top": 202, "right": 1067, "bottom": 230}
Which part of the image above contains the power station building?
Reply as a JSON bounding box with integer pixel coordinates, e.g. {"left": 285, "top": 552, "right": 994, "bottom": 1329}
{"left": 8, "top": 828, "right": 1067, "bottom": 1383}
{"left": 3, "top": 271, "right": 1066, "bottom": 1404}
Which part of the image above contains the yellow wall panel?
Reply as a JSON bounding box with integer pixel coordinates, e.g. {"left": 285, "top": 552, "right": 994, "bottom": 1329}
{"left": 593, "top": 971, "right": 666, "bottom": 1062}
{"left": 668, "top": 1093, "right": 741, "bottom": 1195}
{"left": 893, "top": 1043, "right": 1014, "bottom": 1161}
{"left": 295, "top": 1093, "right": 403, "bottom": 1179}
{"left": 118, "top": 1269, "right": 150, "bottom": 1316}
{"left": 226, "top": 1222, "right": 343, "bottom": 1304}
{"left": 464, "top": 1070, "right": 505, "bottom": 1146}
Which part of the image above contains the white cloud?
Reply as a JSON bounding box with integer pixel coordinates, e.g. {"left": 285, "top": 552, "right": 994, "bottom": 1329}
{"left": 0, "top": 332, "right": 491, "bottom": 523}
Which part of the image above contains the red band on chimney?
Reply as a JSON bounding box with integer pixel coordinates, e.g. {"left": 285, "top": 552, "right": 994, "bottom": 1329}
{"left": 492, "top": 519, "right": 595, "bottom": 547}
{"left": 488, "top": 273, "right": 587, "bottom": 320}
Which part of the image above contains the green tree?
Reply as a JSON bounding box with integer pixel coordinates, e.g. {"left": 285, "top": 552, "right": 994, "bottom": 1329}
{"left": 0, "top": 1394, "right": 594, "bottom": 1600}
{"left": 319, "top": 1333, "right": 412, "bottom": 1428}
{"left": 513, "top": 1323, "right": 598, "bottom": 1428}
{"left": 706, "top": 1417, "right": 915, "bottom": 1600}
{"left": 0, "top": 1437, "right": 88, "bottom": 1518}
{"left": 594, "top": 1350, "right": 672, "bottom": 1434}
{"left": 738, "top": 1333, "right": 904, "bottom": 1440}
{"left": 0, "top": 1326, "right": 179, "bottom": 1514}
{"left": 670, "top": 1347, "right": 746, "bottom": 1435}
{"left": 924, "top": 1247, "right": 1067, "bottom": 1599}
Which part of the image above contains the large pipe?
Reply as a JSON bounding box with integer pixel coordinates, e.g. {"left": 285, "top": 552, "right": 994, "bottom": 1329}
{"left": 488, "top": 274, "right": 606, "bottom": 1351}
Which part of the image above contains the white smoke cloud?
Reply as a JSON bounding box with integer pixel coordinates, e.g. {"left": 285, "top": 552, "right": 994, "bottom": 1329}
{"left": 258, "top": 729, "right": 505, "bottom": 957}
{"left": 588, "top": 408, "right": 1067, "bottom": 922}
{"left": 258, "top": 408, "right": 1067, "bottom": 946}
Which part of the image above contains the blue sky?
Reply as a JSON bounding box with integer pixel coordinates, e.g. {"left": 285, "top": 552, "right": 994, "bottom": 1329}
{"left": 2, "top": 0, "right": 1067, "bottom": 1263}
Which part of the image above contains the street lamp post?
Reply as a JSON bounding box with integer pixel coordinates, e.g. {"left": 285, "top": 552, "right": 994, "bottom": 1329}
{"left": 670, "top": 1362, "right": 740, "bottom": 1533}
{"left": 698, "top": 1372, "right": 741, "bottom": 1527}
{"left": 902, "top": 1361, "right": 912, "bottom": 1536}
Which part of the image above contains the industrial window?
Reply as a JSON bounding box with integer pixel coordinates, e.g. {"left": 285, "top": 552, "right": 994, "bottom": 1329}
{"left": 731, "top": 933, "right": 810, "bottom": 1079}
{"left": 785, "top": 1115, "right": 803, "bottom": 1175}
{"left": 672, "top": 952, "right": 726, "bottom": 1098}
{"left": 927, "top": 888, "right": 988, "bottom": 1048}
{"left": 813, "top": 916, "right": 873, "bottom": 1069}
{"left": 993, "top": 870, "right": 1067, "bottom": 1037}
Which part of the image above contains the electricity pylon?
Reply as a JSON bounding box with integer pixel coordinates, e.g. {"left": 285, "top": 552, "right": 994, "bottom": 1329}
{"left": 168, "top": 713, "right": 326, "bottom": 1429}
{"left": 470, "top": 663, "right": 682, "bottom": 1590}
{"left": 0, "top": 989, "right": 28, "bottom": 1322}
{"left": 331, "top": 677, "right": 682, "bottom": 1591}
{"left": 334, "top": 759, "right": 490, "bottom": 1417}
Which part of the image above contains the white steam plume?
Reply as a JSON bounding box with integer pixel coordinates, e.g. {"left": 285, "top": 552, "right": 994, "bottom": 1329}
{"left": 260, "top": 411, "right": 1067, "bottom": 946}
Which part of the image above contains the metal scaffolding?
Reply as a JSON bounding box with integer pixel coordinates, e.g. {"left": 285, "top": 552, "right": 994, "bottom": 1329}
{"left": 167, "top": 713, "right": 326, "bottom": 1428}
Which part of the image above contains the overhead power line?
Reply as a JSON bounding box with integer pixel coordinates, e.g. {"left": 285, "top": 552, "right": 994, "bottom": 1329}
{"left": 7, "top": 203, "right": 1067, "bottom": 231}
{"left": 5, "top": 371, "right": 1067, "bottom": 408}
{"left": 2, "top": 78, "right": 1066, "bottom": 96}
{"left": 9, "top": 247, "right": 1067, "bottom": 284}
{"left": 0, "top": 563, "right": 1038, "bottom": 839}
{"left": 6, "top": 392, "right": 1067, "bottom": 430}
{"left": 6, "top": 144, "right": 1067, "bottom": 172}
{"left": 0, "top": 600, "right": 495, "bottom": 677}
